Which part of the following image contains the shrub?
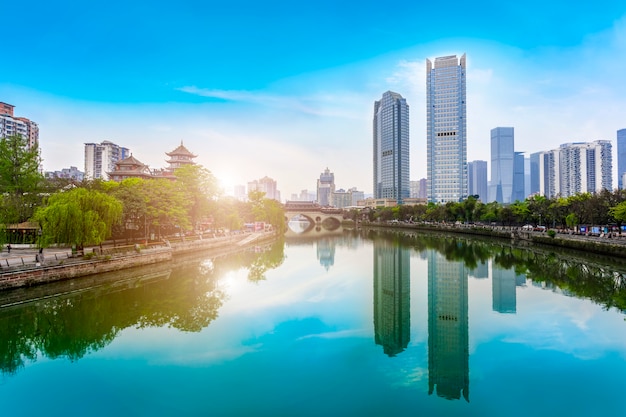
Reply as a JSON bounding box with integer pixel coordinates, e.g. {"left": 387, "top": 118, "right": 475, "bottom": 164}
{"left": 547, "top": 229, "right": 556, "bottom": 238}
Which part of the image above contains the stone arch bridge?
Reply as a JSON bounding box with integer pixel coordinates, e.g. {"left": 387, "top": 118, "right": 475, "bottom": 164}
{"left": 284, "top": 202, "right": 344, "bottom": 236}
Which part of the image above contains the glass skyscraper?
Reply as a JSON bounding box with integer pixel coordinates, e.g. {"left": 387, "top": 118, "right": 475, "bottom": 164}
{"left": 489, "top": 127, "right": 515, "bottom": 203}
{"left": 426, "top": 54, "right": 467, "bottom": 203}
{"left": 373, "top": 91, "right": 410, "bottom": 202}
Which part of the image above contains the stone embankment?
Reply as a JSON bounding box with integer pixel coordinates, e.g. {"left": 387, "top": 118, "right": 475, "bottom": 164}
{"left": 361, "top": 222, "right": 626, "bottom": 258}
{"left": 0, "top": 231, "right": 278, "bottom": 291}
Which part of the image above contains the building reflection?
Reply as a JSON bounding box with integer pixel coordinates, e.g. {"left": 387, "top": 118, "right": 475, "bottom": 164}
{"left": 428, "top": 250, "right": 470, "bottom": 402}
{"left": 373, "top": 239, "right": 410, "bottom": 357}
{"left": 492, "top": 267, "right": 527, "bottom": 314}
{"left": 316, "top": 238, "right": 335, "bottom": 270}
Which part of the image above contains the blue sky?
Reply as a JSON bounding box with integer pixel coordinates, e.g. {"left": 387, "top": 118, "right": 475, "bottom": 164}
{"left": 2, "top": 0, "right": 626, "bottom": 198}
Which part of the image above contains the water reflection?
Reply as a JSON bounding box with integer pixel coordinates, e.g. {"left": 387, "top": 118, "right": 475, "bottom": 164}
{"left": 373, "top": 237, "right": 410, "bottom": 357}
{"left": 0, "top": 241, "right": 285, "bottom": 375}
{"left": 427, "top": 249, "right": 470, "bottom": 401}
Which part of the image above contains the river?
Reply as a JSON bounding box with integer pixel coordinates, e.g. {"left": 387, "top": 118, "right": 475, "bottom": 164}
{"left": 1, "top": 228, "right": 625, "bottom": 416}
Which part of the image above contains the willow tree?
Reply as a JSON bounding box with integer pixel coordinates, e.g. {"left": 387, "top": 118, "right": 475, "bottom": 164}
{"left": 34, "top": 188, "right": 123, "bottom": 249}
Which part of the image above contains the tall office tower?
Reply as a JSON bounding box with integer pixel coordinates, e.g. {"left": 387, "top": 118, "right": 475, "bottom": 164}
{"left": 317, "top": 167, "right": 335, "bottom": 206}
{"left": 468, "top": 160, "right": 488, "bottom": 201}
{"left": 0, "top": 102, "right": 39, "bottom": 151}
{"left": 248, "top": 176, "right": 280, "bottom": 201}
{"left": 513, "top": 152, "right": 525, "bottom": 202}
{"left": 618, "top": 129, "right": 626, "bottom": 189}
{"left": 557, "top": 141, "right": 612, "bottom": 197}
{"left": 373, "top": 238, "right": 410, "bottom": 357}
{"left": 84, "top": 141, "right": 130, "bottom": 180}
{"left": 427, "top": 249, "right": 469, "bottom": 402}
{"left": 373, "top": 91, "right": 410, "bottom": 203}
{"left": 529, "top": 152, "right": 542, "bottom": 196}
{"left": 489, "top": 127, "right": 514, "bottom": 203}
{"left": 426, "top": 54, "right": 467, "bottom": 203}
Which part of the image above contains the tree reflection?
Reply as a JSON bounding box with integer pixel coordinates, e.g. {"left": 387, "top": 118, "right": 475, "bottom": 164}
{"left": 365, "top": 229, "right": 626, "bottom": 314}
{"left": 0, "top": 242, "right": 285, "bottom": 375}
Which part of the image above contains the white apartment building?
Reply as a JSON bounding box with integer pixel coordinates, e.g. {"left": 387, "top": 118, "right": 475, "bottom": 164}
{"left": 84, "top": 141, "right": 130, "bottom": 180}
{"left": 538, "top": 140, "right": 612, "bottom": 198}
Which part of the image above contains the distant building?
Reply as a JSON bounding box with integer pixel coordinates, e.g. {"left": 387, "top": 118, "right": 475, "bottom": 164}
{"left": 45, "top": 166, "right": 84, "bottom": 181}
{"left": 468, "top": 161, "right": 487, "bottom": 201}
{"left": 234, "top": 185, "right": 247, "bottom": 201}
{"left": 426, "top": 54, "right": 467, "bottom": 203}
{"left": 529, "top": 152, "right": 542, "bottom": 196}
{"left": 84, "top": 141, "right": 130, "bottom": 180}
{"left": 513, "top": 152, "right": 525, "bottom": 202}
{"left": 618, "top": 129, "right": 626, "bottom": 189}
{"left": 489, "top": 127, "right": 515, "bottom": 204}
{"left": 331, "top": 187, "right": 364, "bottom": 208}
{"left": 317, "top": 167, "right": 335, "bottom": 206}
{"left": 248, "top": 176, "right": 280, "bottom": 201}
{"left": 410, "top": 179, "right": 428, "bottom": 199}
{"left": 373, "top": 91, "right": 410, "bottom": 203}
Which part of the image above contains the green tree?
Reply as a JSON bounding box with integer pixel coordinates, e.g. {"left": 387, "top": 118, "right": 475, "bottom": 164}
{"left": 34, "top": 188, "right": 123, "bottom": 249}
{"left": 0, "top": 134, "right": 44, "bottom": 223}
{"left": 174, "top": 165, "right": 219, "bottom": 231}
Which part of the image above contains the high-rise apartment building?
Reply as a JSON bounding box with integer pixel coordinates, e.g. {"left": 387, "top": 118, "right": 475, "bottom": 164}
{"left": 373, "top": 91, "right": 410, "bottom": 203}
{"left": 426, "top": 54, "right": 467, "bottom": 203}
{"left": 84, "top": 141, "right": 130, "bottom": 181}
{"left": 0, "top": 102, "right": 40, "bottom": 160}
{"left": 317, "top": 167, "right": 335, "bottom": 206}
{"left": 513, "top": 152, "right": 525, "bottom": 202}
{"left": 538, "top": 140, "right": 612, "bottom": 198}
{"left": 468, "top": 160, "right": 488, "bottom": 201}
{"left": 618, "top": 129, "right": 626, "bottom": 189}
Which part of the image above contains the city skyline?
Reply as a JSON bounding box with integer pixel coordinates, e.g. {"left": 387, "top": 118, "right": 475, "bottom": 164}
{"left": 2, "top": 1, "right": 626, "bottom": 198}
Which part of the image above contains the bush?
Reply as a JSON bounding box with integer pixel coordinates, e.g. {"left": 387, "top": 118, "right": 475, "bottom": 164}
{"left": 547, "top": 229, "right": 556, "bottom": 238}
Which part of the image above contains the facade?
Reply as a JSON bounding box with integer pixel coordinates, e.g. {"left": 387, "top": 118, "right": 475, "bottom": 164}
{"left": 331, "top": 187, "right": 364, "bottom": 208}
{"left": 468, "top": 160, "right": 487, "bottom": 201}
{"left": 538, "top": 150, "right": 559, "bottom": 198}
{"left": 426, "top": 54, "right": 467, "bottom": 203}
{"left": 618, "top": 129, "right": 626, "bottom": 189}
{"left": 489, "top": 127, "right": 514, "bottom": 204}
{"left": 0, "top": 102, "right": 39, "bottom": 151}
{"left": 248, "top": 176, "right": 280, "bottom": 201}
{"left": 373, "top": 91, "right": 410, "bottom": 203}
{"left": 317, "top": 167, "right": 335, "bottom": 206}
{"left": 84, "top": 141, "right": 130, "bottom": 180}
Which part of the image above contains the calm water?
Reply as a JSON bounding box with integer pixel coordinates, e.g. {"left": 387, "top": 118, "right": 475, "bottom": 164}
{"left": 1, "top": 229, "right": 625, "bottom": 417}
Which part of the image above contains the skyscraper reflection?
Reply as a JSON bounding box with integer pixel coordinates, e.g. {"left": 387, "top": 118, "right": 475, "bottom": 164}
{"left": 316, "top": 238, "right": 335, "bottom": 270}
{"left": 428, "top": 250, "right": 470, "bottom": 402}
{"left": 373, "top": 239, "right": 410, "bottom": 357}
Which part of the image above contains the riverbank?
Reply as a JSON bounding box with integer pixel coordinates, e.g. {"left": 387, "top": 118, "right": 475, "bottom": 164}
{"left": 359, "top": 221, "right": 626, "bottom": 258}
{"left": 0, "top": 231, "right": 279, "bottom": 291}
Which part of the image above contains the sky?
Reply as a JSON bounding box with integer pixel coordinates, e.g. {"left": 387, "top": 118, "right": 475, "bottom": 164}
{"left": 2, "top": 0, "right": 626, "bottom": 200}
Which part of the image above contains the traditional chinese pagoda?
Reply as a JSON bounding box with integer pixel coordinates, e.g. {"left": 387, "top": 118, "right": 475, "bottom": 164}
{"left": 166, "top": 141, "right": 197, "bottom": 172}
{"left": 107, "top": 154, "right": 153, "bottom": 182}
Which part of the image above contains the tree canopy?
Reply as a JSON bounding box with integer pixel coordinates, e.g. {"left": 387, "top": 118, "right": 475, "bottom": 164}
{"left": 34, "top": 188, "right": 123, "bottom": 248}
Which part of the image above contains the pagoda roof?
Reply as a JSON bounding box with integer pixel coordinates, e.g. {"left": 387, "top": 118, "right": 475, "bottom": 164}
{"left": 166, "top": 141, "right": 197, "bottom": 158}
{"left": 116, "top": 154, "right": 147, "bottom": 167}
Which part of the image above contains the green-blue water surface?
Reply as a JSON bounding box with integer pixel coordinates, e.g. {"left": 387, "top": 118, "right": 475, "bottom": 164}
{"left": 1, "top": 230, "right": 625, "bottom": 416}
